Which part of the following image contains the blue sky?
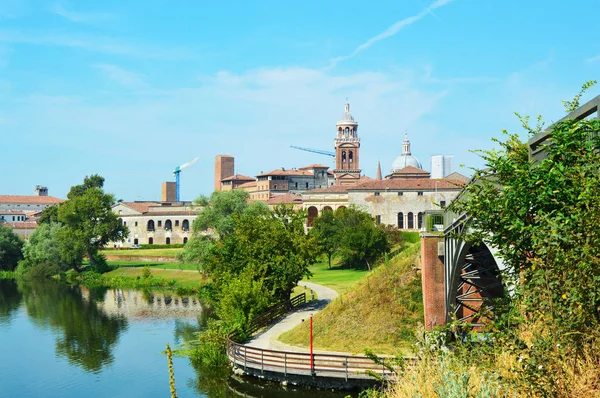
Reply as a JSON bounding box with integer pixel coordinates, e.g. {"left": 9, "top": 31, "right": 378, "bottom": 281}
{"left": 1, "top": 0, "right": 599, "bottom": 201}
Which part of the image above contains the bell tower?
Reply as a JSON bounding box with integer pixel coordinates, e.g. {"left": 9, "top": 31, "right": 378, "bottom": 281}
{"left": 333, "top": 101, "right": 361, "bottom": 185}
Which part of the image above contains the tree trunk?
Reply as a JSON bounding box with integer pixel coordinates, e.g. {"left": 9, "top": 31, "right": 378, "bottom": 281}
{"left": 87, "top": 246, "right": 96, "bottom": 268}
{"left": 365, "top": 258, "right": 371, "bottom": 271}
{"left": 327, "top": 253, "right": 332, "bottom": 269}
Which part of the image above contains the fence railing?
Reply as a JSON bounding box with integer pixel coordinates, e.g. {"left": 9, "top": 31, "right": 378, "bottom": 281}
{"left": 227, "top": 342, "right": 396, "bottom": 380}
{"left": 226, "top": 292, "right": 401, "bottom": 381}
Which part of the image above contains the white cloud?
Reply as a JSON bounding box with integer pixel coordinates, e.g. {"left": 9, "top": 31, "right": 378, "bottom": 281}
{"left": 93, "top": 64, "right": 146, "bottom": 88}
{"left": 328, "top": 0, "right": 457, "bottom": 68}
{"left": 586, "top": 54, "right": 600, "bottom": 63}
{"left": 9, "top": 66, "right": 448, "bottom": 199}
{"left": 51, "top": 3, "right": 114, "bottom": 24}
{"left": 0, "top": 29, "right": 192, "bottom": 59}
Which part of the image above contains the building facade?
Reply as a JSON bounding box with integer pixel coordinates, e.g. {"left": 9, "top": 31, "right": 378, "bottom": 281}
{"left": 112, "top": 201, "right": 198, "bottom": 246}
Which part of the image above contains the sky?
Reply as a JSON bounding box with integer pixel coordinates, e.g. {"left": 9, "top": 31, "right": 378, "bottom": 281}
{"left": 1, "top": 0, "right": 599, "bottom": 201}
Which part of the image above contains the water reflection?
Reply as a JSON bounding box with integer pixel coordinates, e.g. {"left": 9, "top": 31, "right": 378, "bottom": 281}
{"left": 0, "top": 279, "right": 22, "bottom": 324}
{"left": 87, "top": 288, "right": 206, "bottom": 320}
{"left": 17, "top": 279, "right": 128, "bottom": 373}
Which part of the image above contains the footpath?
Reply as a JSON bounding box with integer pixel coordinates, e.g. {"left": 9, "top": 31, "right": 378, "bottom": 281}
{"left": 246, "top": 281, "right": 346, "bottom": 353}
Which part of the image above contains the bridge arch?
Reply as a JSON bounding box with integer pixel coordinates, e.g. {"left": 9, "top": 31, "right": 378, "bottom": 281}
{"left": 444, "top": 215, "right": 507, "bottom": 326}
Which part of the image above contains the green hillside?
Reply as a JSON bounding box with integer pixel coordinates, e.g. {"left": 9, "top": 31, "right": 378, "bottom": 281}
{"left": 278, "top": 242, "right": 423, "bottom": 355}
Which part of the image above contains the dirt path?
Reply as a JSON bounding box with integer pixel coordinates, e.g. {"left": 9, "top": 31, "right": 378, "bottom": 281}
{"left": 245, "top": 281, "right": 339, "bottom": 352}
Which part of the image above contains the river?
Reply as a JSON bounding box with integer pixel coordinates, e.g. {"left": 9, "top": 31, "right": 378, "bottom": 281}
{"left": 0, "top": 279, "right": 353, "bottom": 398}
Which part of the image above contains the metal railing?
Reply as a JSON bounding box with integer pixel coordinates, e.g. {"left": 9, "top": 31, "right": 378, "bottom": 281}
{"left": 226, "top": 292, "right": 401, "bottom": 381}
{"left": 227, "top": 343, "right": 394, "bottom": 380}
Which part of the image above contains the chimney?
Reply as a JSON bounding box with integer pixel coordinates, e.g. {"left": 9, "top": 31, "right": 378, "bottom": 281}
{"left": 34, "top": 185, "right": 48, "bottom": 196}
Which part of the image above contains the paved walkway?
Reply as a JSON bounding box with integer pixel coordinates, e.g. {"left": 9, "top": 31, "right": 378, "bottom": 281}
{"left": 246, "top": 281, "right": 339, "bottom": 352}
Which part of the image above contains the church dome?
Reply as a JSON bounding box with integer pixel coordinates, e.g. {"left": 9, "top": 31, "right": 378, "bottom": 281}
{"left": 392, "top": 154, "right": 422, "bottom": 170}
{"left": 391, "top": 133, "right": 422, "bottom": 171}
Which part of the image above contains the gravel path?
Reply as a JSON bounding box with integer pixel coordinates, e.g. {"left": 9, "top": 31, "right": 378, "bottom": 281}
{"left": 245, "top": 281, "right": 339, "bottom": 351}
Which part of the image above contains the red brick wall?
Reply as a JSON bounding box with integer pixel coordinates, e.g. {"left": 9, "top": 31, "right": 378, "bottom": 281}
{"left": 420, "top": 234, "right": 446, "bottom": 330}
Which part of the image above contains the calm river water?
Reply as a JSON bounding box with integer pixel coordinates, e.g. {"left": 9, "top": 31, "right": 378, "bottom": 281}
{"left": 0, "top": 279, "right": 352, "bottom": 398}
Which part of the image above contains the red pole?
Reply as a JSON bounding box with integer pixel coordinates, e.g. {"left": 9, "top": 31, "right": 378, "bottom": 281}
{"left": 310, "top": 313, "right": 314, "bottom": 374}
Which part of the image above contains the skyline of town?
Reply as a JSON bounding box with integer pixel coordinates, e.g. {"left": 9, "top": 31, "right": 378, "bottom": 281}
{"left": 1, "top": 0, "right": 599, "bottom": 200}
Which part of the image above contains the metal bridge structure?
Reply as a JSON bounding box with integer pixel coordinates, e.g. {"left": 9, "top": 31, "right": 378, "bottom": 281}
{"left": 439, "top": 95, "right": 600, "bottom": 326}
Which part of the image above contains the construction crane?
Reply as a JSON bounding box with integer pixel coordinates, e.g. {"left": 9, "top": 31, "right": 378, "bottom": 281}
{"left": 173, "top": 157, "right": 199, "bottom": 201}
{"left": 290, "top": 145, "right": 335, "bottom": 157}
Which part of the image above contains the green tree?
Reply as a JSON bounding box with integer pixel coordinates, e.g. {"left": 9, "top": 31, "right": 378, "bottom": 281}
{"left": 207, "top": 203, "right": 316, "bottom": 302}
{"left": 447, "top": 82, "right": 600, "bottom": 394}
{"left": 58, "top": 175, "right": 128, "bottom": 271}
{"left": 180, "top": 189, "right": 267, "bottom": 264}
{"left": 335, "top": 206, "right": 390, "bottom": 270}
{"left": 38, "top": 205, "right": 59, "bottom": 224}
{"left": 0, "top": 225, "right": 24, "bottom": 271}
{"left": 20, "top": 223, "right": 77, "bottom": 277}
{"left": 310, "top": 209, "right": 339, "bottom": 268}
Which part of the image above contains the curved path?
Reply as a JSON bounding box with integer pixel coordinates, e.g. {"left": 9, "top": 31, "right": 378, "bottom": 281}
{"left": 245, "top": 281, "right": 339, "bottom": 352}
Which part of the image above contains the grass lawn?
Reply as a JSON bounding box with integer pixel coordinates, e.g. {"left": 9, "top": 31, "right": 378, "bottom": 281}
{"left": 100, "top": 248, "right": 183, "bottom": 257}
{"left": 109, "top": 261, "right": 199, "bottom": 270}
{"left": 303, "top": 258, "right": 370, "bottom": 294}
{"left": 106, "top": 267, "right": 206, "bottom": 287}
{"left": 279, "top": 243, "right": 422, "bottom": 355}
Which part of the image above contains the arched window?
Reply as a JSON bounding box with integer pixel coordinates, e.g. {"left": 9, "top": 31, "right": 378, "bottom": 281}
{"left": 345, "top": 127, "right": 349, "bottom": 137}
{"left": 147, "top": 220, "right": 155, "bottom": 231}
{"left": 323, "top": 206, "right": 333, "bottom": 212}
{"left": 183, "top": 237, "right": 188, "bottom": 244}
{"left": 398, "top": 212, "right": 404, "bottom": 229}
{"left": 338, "top": 127, "right": 342, "bottom": 136}
{"left": 349, "top": 151, "right": 353, "bottom": 163}
{"left": 148, "top": 237, "right": 154, "bottom": 245}
{"left": 166, "top": 237, "right": 171, "bottom": 245}
{"left": 342, "top": 151, "right": 346, "bottom": 163}
{"left": 307, "top": 206, "right": 318, "bottom": 227}
{"left": 418, "top": 212, "right": 423, "bottom": 229}
{"left": 407, "top": 212, "right": 414, "bottom": 229}
{"left": 165, "top": 219, "right": 172, "bottom": 231}
{"left": 182, "top": 219, "right": 190, "bottom": 231}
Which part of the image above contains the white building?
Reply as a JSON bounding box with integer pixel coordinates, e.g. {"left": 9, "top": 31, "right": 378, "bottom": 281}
{"left": 112, "top": 201, "right": 199, "bottom": 246}
{"left": 430, "top": 155, "right": 453, "bottom": 179}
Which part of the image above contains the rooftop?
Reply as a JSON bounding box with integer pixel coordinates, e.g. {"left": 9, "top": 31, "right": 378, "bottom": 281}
{"left": 305, "top": 185, "right": 349, "bottom": 194}
{"left": 221, "top": 174, "right": 256, "bottom": 182}
{"left": 299, "top": 164, "right": 330, "bottom": 170}
{"left": 257, "top": 169, "right": 314, "bottom": 177}
{"left": 267, "top": 193, "right": 303, "bottom": 205}
{"left": 350, "top": 177, "right": 466, "bottom": 191}
{"left": 0, "top": 195, "right": 63, "bottom": 204}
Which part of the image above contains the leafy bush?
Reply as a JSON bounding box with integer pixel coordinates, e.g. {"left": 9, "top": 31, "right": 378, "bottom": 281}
{"left": 0, "top": 225, "right": 24, "bottom": 271}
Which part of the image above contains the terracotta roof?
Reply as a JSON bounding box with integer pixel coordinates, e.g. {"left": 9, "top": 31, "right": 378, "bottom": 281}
{"left": 350, "top": 178, "right": 465, "bottom": 191}
{"left": 443, "top": 172, "right": 470, "bottom": 183}
{"left": 0, "top": 210, "right": 27, "bottom": 215}
{"left": 359, "top": 175, "right": 373, "bottom": 181}
{"left": 267, "top": 193, "right": 303, "bottom": 205}
{"left": 125, "top": 211, "right": 197, "bottom": 217}
{"left": 0, "top": 195, "right": 63, "bottom": 204}
{"left": 394, "top": 166, "right": 430, "bottom": 175}
{"left": 257, "top": 169, "right": 313, "bottom": 177}
{"left": 221, "top": 174, "right": 255, "bottom": 182}
{"left": 305, "top": 185, "right": 349, "bottom": 194}
{"left": 3, "top": 221, "right": 38, "bottom": 229}
{"left": 299, "top": 164, "right": 330, "bottom": 170}
{"left": 237, "top": 181, "right": 257, "bottom": 189}
{"left": 119, "top": 202, "right": 159, "bottom": 214}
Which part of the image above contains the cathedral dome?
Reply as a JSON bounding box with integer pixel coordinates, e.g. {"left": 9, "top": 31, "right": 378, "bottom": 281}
{"left": 391, "top": 133, "right": 422, "bottom": 171}
{"left": 391, "top": 154, "right": 422, "bottom": 170}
